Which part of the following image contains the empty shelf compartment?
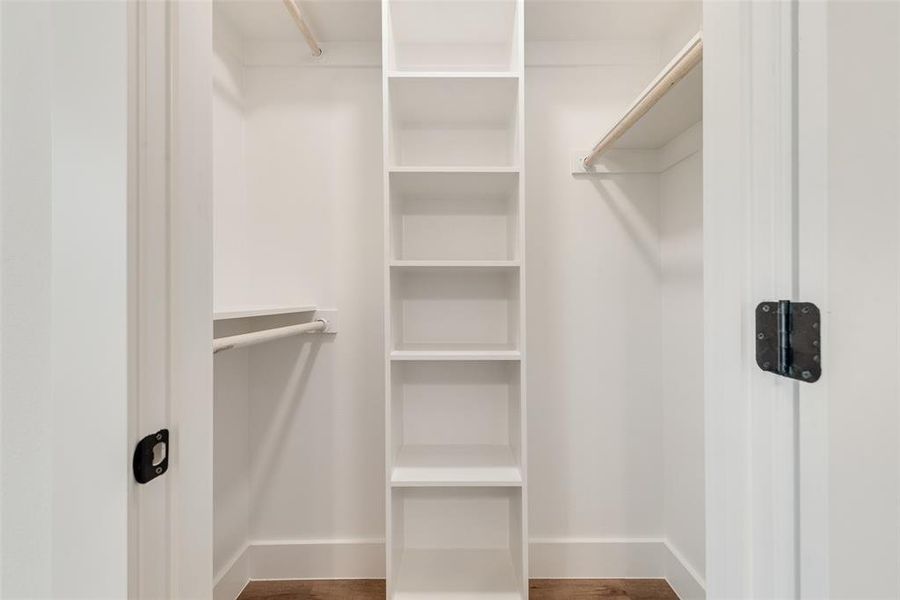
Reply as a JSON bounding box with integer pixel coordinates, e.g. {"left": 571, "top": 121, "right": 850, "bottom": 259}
{"left": 387, "top": 0, "right": 520, "bottom": 72}
{"left": 390, "top": 171, "right": 519, "bottom": 262}
{"left": 391, "top": 487, "right": 525, "bottom": 599}
{"left": 391, "top": 268, "right": 520, "bottom": 352}
{"left": 389, "top": 77, "right": 520, "bottom": 167}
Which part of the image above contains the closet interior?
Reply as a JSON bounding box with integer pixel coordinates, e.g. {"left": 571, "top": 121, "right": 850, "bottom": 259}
{"left": 211, "top": 0, "right": 704, "bottom": 598}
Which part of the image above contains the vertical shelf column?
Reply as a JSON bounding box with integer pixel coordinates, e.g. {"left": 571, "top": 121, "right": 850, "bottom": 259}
{"left": 383, "top": 1, "right": 525, "bottom": 597}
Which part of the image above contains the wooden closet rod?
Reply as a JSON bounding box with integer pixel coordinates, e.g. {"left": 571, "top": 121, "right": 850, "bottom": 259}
{"left": 213, "top": 319, "right": 326, "bottom": 353}
{"left": 582, "top": 32, "right": 703, "bottom": 167}
{"left": 282, "top": 0, "right": 323, "bottom": 57}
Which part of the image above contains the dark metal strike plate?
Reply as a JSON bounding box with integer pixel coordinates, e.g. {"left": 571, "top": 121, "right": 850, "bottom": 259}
{"left": 133, "top": 428, "right": 169, "bottom": 484}
{"left": 756, "top": 300, "right": 821, "bottom": 383}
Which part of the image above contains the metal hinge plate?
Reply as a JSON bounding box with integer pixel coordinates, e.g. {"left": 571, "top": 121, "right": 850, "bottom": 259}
{"left": 133, "top": 429, "right": 169, "bottom": 484}
{"left": 756, "top": 300, "right": 821, "bottom": 383}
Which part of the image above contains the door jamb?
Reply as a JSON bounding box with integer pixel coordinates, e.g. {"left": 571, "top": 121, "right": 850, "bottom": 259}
{"left": 129, "top": 1, "right": 214, "bottom": 598}
{"left": 703, "top": 1, "right": 800, "bottom": 598}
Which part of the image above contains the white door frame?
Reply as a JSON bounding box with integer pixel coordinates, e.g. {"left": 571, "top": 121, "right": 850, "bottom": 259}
{"left": 795, "top": 2, "right": 829, "bottom": 597}
{"left": 129, "top": 1, "right": 213, "bottom": 598}
{"left": 704, "top": 1, "right": 800, "bottom": 598}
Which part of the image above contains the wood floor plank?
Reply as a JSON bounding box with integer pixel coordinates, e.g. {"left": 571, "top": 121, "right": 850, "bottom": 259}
{"left": 237, "top": 578, "right": 679, "bottom": 600}
{"left": 239, "top": 580, "right": 385, "bottom": 600}
{"left": 530, "top": 578, "right": 679, "bottom": 599}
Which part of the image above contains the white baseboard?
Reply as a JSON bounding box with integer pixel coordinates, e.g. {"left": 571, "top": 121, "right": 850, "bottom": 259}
{"left": 214, "top": 537, "right": 705, "bottom": 600}
{"left": 529, "top": 537, "right": 667, "bottom": 578}
{"left": 213, "top": 544, "right": 250, "bottom": 600}
{"left": 664, "top": 541, "right": 706, "bottom": 600}
{"left": 249, "top": 538, "right": 385, "bottom": 580}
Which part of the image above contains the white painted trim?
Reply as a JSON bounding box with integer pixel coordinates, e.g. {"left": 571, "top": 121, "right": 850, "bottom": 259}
{"left": 212, "top": 538, "right": 705, "bottom": 600}
{"left": 796, "top": 2, "right": 829, "bottom": 598}
{"left": 213, "top": 545, "right": 250, "bottom": 600}
{"left": 169, "top": 1, "right": 214, "bottom": 598}
{"left": 703, "top": 1, "right": 798, "bottom": 598}
{"left": 664, "top": 541, "right": 706, "bottom": 600}
{"left": 529, "top": 537, "right": 667, "bottom": 579}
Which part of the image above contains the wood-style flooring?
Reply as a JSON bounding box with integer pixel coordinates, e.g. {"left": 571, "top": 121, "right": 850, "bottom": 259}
{"left": 238, "top": 578, "right": 679, "bottom": 599}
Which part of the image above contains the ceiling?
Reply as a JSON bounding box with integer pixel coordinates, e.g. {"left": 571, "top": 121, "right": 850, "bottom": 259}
{"left": 216, "top": 0, "right": 699, "bottom": 45}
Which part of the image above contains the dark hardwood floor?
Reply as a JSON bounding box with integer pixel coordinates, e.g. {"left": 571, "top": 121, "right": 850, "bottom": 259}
{"left": 238, "top": 579, "right": 679, "bottom": 599}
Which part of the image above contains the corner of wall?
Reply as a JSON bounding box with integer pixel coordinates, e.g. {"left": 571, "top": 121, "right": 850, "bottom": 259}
{"left": 664, "top": 540, "right": 706, "bottom": 600}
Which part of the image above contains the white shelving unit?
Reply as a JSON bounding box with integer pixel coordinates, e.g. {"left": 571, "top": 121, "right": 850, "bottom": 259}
{"left": 383, "top": 0, "right": 526, "bottom": 597}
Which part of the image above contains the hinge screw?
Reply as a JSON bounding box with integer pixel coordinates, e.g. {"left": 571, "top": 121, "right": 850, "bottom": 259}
{"left": 762, "top": 361, "right": 771, "bottom": 370}
{"left": 813, "top": 355, "right": 820, "bottom": 363}
{"left": 812, "top": 322, "right": 819, "bottom": 329}
{"left": 762, "top": 305, "right": 771, "bottom": 312}
{"left": 801, "top": 306, "right": 810, "bottom": 314}
{"left": 812, "top": 339, "right": 819, "bottom": 347}
{"left": 757, "top": 332, "right": 765, "bottom": 340}
{"left": 156, "top": 433, "right": 162, "bottom": 441}
{"left": 155, "top": 467, "right": 163, "bottom": 475}
{"left": 801, "top": 370, "right": 812, "bottom": 379}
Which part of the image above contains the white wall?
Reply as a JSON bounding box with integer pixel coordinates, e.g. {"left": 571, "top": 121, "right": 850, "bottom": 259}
{"left": 660, "top": 151, "right": 705, "bottom": 591}
{"left": 213, "top": 17, "right": 252, "bottom": 582}
{"left": 212, "top": 12, "right": 385, "bottom": 586}
{"left": 242, "top": 63, "right": 384, "bottom": 542}
{"left": 526, "top": 64, "right": 664, "bottom": 541}
{"left": 1, "top": 1, "right": 130, "bottom": 596}
{"left": 526, "top": 60, "right": 704, "bottom": 591}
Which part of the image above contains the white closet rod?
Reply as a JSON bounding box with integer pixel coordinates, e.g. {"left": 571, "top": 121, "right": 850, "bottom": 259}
{"left": 282, "top": 0, "right": 323, "bottom": 57}
{"left": 213, "top": 319, "right": 326, "bottom": 354}
{"left": 582, "top": 32, "right": 703, "bottom": 167}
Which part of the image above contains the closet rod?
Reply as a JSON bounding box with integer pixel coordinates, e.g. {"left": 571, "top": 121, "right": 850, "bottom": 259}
{"left": 213, "top": 319, "right": 326, "bottom": 354}
{"left": 582, "top": 32, "right": 703, "bottom": 167}
{"left": 282, "top": 0, "right": 323, "bottom": 57}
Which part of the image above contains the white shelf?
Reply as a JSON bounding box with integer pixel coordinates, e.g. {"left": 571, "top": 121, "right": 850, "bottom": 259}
{"left": 614, "top": 65, "right": 701, "bottom": 150}
{"left": 213, "top": 305, "right": 317, "bottom": 321}
{"left": 388, "top": 71, "right": 519, "bottom": 80}
{"left": 391, "top": 349, "right": 521, "bottom": 362}
{"left": 389, "top": 166, "right": 519, "bottom": 174}
{"left": 391, "top": 260, "right": 520, "bottom": 269}
{"left": 392, "top": 445, "right": 521, "bottom": 487}
{"left": 583, "top": 32, "right": 702, "bottom": 160}
{"left": 393, "top": 548, "right": 522, "bottom": 600}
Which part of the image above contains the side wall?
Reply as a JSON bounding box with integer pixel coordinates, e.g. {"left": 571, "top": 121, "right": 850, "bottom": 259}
{"left": 660, "top": 151, "right": 705, "bottom": 598}
{"left": 212, "top": 15, "right": 252, "bottom": 589}
{"left": 211, "top": 17, "right": 385, "bottom": 595}
{"left": 242, "top": 62, "right": 385, "bottom": 556}
{"left": 526, "top": 64, "right": 665, "bottom": 553}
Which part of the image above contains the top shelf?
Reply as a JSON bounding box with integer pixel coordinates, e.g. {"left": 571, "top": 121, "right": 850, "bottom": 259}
{"left": 213, "top": 305, "right": 317, "bottom": 321}
{"left": 583, "top": 32, "right": 702, "bottom": 163}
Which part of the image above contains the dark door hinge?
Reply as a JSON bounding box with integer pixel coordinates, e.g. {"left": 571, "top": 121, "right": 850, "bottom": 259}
{"left": 133, "top": 429, "right": 169, "bottom": 484}
{"left": 756, "top": 300, "right": 821, "bottom": 383}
